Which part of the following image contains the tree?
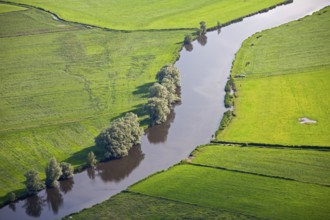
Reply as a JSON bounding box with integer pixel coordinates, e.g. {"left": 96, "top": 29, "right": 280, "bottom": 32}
{"left": 24, "top": 170, "right": 44, "bottom": 195}
{"left": 59, "top": 162, "right": 74, "bottom": 180}
{"left": 87, "top": 151, "right": 97, "bottom": 167}
{"left": 9, "top": 192, "right": 16, "bottom": 203}
{"left": 156, "top": 64, "right": 181, "bottom": 88}
{"left": 149, "top": 83, "right": 169, "bottom": 100}
{"left": 199, "top": 21, "right": 207, "bottom": 35}
{"left": 45, "top": 157, "right": 62, "bottom": 188}
{"left": 184, "top": 34, "right": 193, "bottom": 44}
{"left": 145, "top": 97, "right": 170, "bottom": 125}
{"left": 95, "top": 112, "right": 143, "bottom": 159}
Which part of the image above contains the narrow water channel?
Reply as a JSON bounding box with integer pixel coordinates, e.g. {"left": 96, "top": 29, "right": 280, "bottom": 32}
{"left": 1, "top": 0, "right": 329, "bottom": 219}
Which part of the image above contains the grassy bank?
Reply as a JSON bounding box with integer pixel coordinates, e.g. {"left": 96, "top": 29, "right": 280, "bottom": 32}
{"left": 4, "top": 0, "right": 286, "bottom": 30}
{"left": 71, "top": 144, "right": 330, "bottom": 219}
{"left": 217, "top": 7, "right": 330, "bottom": 146}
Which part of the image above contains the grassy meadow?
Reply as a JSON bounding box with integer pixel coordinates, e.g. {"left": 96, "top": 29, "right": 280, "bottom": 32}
{"left": 65, "top": 191, "right": 255, "bottom": 220}
{"left": 0, "top": 0, "right": 289, "bottom": 206}
{"left": 192, "top": 144, "right": 330, "bottom": 185}
{"left": 5, "top": 0, "right": 286, "bottom": 30}
{"left": 0, "top": 3, "right": 25, "bottom": 13}
{"left": 0, "top": 7, "right": 189, "bottom": 203}
{"left": 69, "top": 7, "right": 330, "bottom": 220}
{"left": 217, "top": 7, "right": 330, "bottom": 146}
{"left": 129, "top": 164, "right": 330, "bottom": 220}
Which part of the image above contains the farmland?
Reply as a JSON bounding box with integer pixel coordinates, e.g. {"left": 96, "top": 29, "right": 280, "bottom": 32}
{"left": 0, "top": 0, "right": 289, "bottom": 207}
{"left": 192, "top": 144, "right": 330, "bottom": 185}
{"left": 216, "top": 7, "right": 330, "bottom": 146}
{"left": 5, "top": 0, "right": 286, "bottom": 30}
{"left": 0, "top": 7, "right": 188, "bottom": 203}
{"left": 68, "top": 6, "right": 330, "bottom": 220}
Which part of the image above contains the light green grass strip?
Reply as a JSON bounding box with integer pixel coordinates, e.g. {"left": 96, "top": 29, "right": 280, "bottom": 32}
{"left": 192, "top": 144, "right": 330, "bottom": 185}
{"left": 217, "top": 7, "right": 330, "bottom": 146}
{"left": 130, "top": 164, "right": 330, "bottom": 220}
{"left": 64, "top": 192, "right": 255, "bottom": 220}
{"left": 0, "top": 3, "right": 25, "bottom": 13}
{"left": 5, "top": 0, "right": 286, "bottom": 30}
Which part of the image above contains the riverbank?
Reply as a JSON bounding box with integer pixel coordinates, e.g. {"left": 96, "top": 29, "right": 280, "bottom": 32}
{"left": 66, "top": 5, "right": 330, "bottom": 219}
{"left": 0, "top": 0, "right": 290, "bottom": 210}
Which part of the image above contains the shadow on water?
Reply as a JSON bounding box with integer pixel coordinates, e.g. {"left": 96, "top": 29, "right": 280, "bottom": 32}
{"left": 95, "top": 145, "right": 145, "bottom": 183}
{"left": 59, "top": 178, "right": 74, "bottom": 194}
{"left": 184, "top": 43, "right": 193, "bottom": 52}
{"left": 22, "top": 195, "right": 44, "bottom": 218}
{"left": 197, "top": 35, "right": 208, "bottom": 46}
{"left": 46, "top": 188, "right": 63, "bottom": 214}
{"left": 145, "top": 110, "right": 176, "bottom": 144}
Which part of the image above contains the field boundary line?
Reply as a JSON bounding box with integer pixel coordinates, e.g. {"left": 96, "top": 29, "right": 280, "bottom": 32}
{"left": 188, "top": 163, "right": 330, "bottom": 188}
{"left": 211, "top": 140, "right": 330, "bottom": 151}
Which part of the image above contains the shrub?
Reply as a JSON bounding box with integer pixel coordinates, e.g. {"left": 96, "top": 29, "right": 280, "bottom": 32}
{"left": 24, "top": 170, "right": 44, "bottom": 195}
{"left": 87, "top": 151, "right": 97, "bottom": 167}
{"left": 60, "top": 162, "right": 74, "bottom": 180}
{"left": 45, "top": 157, "right": 62, "bottom": 188}
{"left": 95, "top": 113, "right": 143, "bottom": 159}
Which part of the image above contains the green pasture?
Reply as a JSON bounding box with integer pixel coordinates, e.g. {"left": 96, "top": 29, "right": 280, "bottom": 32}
{"left": 0, "top": 8, "right": 188, "bottom": 204}
{"left": 66, "top": 191, "right": 254, "bottom": 220}
{"left": 217, "top": 7, "right": 330, "bottom": 146}
{"left": 192, "top": 144, "right": 330, "bottom": 185}
{"left": 130, "top": 164, "right": 330, "bottom": 220}
{"left": 0, "top": 3, "right": 25, "bottom": 13}
{"left": 5, "top": 0, "right": 286, "bottom": 30}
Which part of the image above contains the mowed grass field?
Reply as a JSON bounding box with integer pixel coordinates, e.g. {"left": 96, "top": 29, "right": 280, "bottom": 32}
{"left": 0, "top": 3, "right": 25, "bottom": 13}
{"left": 192, "top": 144, "right": 330, "bottom": 185}
{"left": 65, "top": 191, "right": 255, "bottom": 220}
{"left": 130, "top": 164, "right": 330, "bottom": 220}
{"left": 217, "top": 7, "right": 330, "bottom": 146}
{"left": 6, "top": 0, "right": 286, "bottom": 30}
{"left": 0, "top": 7, "right": 189, "bottom": 203}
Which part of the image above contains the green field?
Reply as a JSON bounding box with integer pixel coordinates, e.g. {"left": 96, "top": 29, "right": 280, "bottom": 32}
{"left": 65, "top": 191, "right": 255, "bottom": 220}
{"left": 0, "top": 0, "right": 289, "bottom": 206}
{"left": 0, "top": 3, "right": 25, "bottom": 13}
{"left": 192, "top": 144, "right": 330, "bottom": 185}
{"left": 5, "top": 0, "right": 286, "bottom": 30}
{"left": 129, "top": 164, "right": 330, "bottom": 220}
{"left": 70, "top": 7, "right": 330, "bottom": 220}
{"left": 0, "top": 7, "right": 189, "bottom": 203}
{"left": 217, "top": 7, "right": 330, "bottom": 146}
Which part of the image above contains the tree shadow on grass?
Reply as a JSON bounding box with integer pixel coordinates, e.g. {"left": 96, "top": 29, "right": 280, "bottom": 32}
{"left": 133, "top": 82, "right": 154, "bottom": 98}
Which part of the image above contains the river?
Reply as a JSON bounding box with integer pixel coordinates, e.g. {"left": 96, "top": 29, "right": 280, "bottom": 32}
{"left": 0, "top": 0, "right": 329, "bottom": 219}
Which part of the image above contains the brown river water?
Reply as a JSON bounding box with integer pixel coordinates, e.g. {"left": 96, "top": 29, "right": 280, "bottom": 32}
{"left": 0, "top": 0, "right": 329, "bottom": 219}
